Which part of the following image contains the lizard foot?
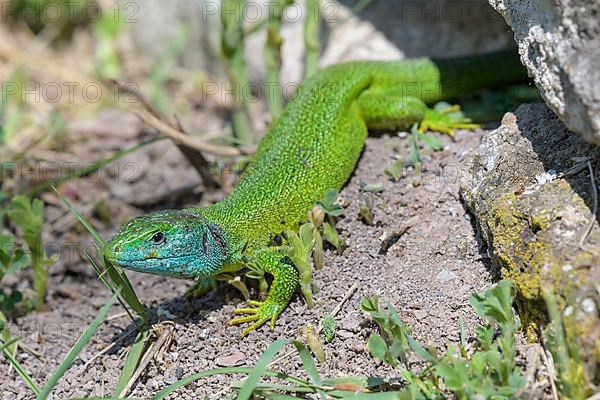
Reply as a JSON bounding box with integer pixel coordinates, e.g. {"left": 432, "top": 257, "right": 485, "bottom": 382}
{"left": 230, "top": 300, "right": 283, "bottom": 337}
{"left": 420, "top": 102, "right": 479, "bottom": 138}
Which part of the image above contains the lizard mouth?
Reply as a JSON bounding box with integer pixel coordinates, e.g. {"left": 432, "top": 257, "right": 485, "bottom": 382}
{"left": 107, "top": 253, "right": 199, "bottom": 279}
{"left": 106, "top": 253, "right": 195, "bottom": 264}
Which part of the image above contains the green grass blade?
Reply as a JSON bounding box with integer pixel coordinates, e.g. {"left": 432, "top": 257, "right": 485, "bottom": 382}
{"left": 84, "top": 251, "right": 135, "bottom": 323}
{"left": 113, "top": 328, "right": 151, "bottom": 397}
{"left": 68, "top": 397, "right": 138, "bottom": 400}
{"left": 153, "top": 366, "right": 310, "bottom": 400}
{"left": 52, "top": 186, "right": 104, "bottom": 245}
{"left": 236, "top": 339, "right": 290, "bottom": 400}
{"left": 292, "top": 341, "right": 326, "bottom": 399}
{"left": 38, "top": 290, "right": 120, "bottom": 399}
{"left": 0, "top": 337, "right": 20, "bottom": 352}
{"left": 1, "top": 342, "right": 41, "bottom": 396}
{"left": 258, "top": 393, "right": 306, "bottom": 400}
{"left": 233, "top": 383, "right": 318, "bottom": 393}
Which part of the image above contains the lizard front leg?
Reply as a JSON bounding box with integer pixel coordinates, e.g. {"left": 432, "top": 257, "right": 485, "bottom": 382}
{"left": 230, "top": 249, "right": 298, "bottom": 337}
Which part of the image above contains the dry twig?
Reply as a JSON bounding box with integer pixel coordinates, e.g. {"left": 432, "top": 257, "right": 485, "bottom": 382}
{"left": 579, "top": 159, "right": 598, "bottom": 247}
{"left": 110, "top": 79, "right": 253, "bottom": 190}
{"left": 120, "top": 322, "right": 176, "bottom": 398}
{"left": 540, "top": 346, "right": 559, "bottom": 400}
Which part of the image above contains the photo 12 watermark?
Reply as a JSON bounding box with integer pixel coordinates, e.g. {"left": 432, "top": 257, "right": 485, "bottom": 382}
{"left": 2, "top": 0, "right": 139, "bottom": 24}
{"left": 1, "top": 81, "right": 140, "bottom": 105}
{"left": 1, "top": 161, "right": 142, "bottom": 185}
{"left": 201, "top": 0, "right": 339, "bottom": 23}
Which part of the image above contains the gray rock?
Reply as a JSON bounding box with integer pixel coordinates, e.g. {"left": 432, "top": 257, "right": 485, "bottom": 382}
{"left": 461, "top": 103, "right": 600, "bottom": 379}
{"left": 489, "top": 0, "right": 600, "bottom": 144}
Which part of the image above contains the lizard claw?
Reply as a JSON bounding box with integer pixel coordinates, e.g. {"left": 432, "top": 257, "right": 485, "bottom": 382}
{"left": 230, "top": 300, "right": 283, "bottom": 337}
{"left": 420, "top": 102, "right": 479, "bottom": 138}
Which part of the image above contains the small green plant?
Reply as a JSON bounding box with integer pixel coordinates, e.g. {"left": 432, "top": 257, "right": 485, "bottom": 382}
{"left": 6, "top": 195, "right": 54, "bottom": 312}
{"left": 541, "top": 287, "right": 590, "bottom": 399}
{"left": 6, "top": 0, "right": 91, "bottom": 38}
{"left": 362, "top": 280, "right": 526, "bottom": 399}
{"left": 322, "top": 315, "right": 336, "bottom": 343}
{"left": 316, "top": 189, "right": 347, "bottom": 254}
{"left": 384, "top": 159, "right": 404, "bottom": 182}
{"left": 408, "top": 122, "right": 443, "bottom": 166}
{"left": 283, "top": 223, "right": 316, "bottom": 308}
{"left": 401, "top": 104, "right": 465, "bottom": 185}
{"left": 0, "top": 231, "right": 30, "bottom": 351}
{"left": 384, "top": 124, "right": 436, "bottom": 187}
{"left": 359, "top": 196, "right": 375, "bottom": 225}
{"left": 0, "top": 233, "right": 29, "bottom": 315}
{"left": 278, "top": 190, "right": 348, "bottom": 307}
{"left": 317, "top": 188, "right": 344, "bottom": 217}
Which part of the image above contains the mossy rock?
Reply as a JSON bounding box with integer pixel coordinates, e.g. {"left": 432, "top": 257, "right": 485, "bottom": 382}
{"left": 461, "top": 103, "right": 600, "bottom": 382}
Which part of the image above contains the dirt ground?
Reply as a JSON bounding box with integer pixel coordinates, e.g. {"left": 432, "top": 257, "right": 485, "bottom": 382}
{"left": 1, "top": 121, "right": 545, "bottom": 399}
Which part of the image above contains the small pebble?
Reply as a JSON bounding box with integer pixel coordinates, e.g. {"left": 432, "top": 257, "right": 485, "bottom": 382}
{"left": 215, "top": 351, "right": 246, "bottom": 367}
{"left": 413, "top": 310, "right": 428, "bottom": 320}
{"left": 337, "top": 330, "right": 355, "bottom": 339}
{"left": 341, "top": 318, "right": 361, "bottom": 333}
{"left": 582, "top": 298, "right": 596, "bottom": 314}
{"left": 198, "top": 328, "right": 210, "bottom": 340}
{"left": 437, "top": 269, "right": 458, "bottom": 282}
{"left": 563, "top": 305, "right": 574, "bottom": 317}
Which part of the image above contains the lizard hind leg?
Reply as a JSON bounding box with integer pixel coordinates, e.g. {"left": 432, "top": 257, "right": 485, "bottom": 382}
{"left": 230, "top": 250, "right": 298, "bottom": 337}
{"left": 357, "top": 91, "right": 478, "bottom": 137}
{"left": 357, "top": 92, "right": 426, "bottom": 132}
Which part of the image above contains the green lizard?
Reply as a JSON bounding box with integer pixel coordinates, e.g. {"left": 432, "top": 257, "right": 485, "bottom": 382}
{"left": 104, "top": 51, "right": 527, "bottom": 337}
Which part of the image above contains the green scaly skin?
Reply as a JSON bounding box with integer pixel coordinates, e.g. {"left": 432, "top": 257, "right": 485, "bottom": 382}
{"left": 105, "top": 51, "right": 527, "bottom": 337}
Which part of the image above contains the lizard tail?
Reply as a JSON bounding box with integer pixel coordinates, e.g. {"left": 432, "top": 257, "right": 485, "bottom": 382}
{"left": 433, "top": 50, "right": 530, "bottom": 99}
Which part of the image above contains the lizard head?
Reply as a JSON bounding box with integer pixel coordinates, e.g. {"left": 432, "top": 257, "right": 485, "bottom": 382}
{"left": 104, "top": 210, "right": 229, "bottom": 278}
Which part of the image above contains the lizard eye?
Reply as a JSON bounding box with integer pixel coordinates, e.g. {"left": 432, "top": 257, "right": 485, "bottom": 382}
{"left": 150, "top": 232, "right": 165, "bottom": 245}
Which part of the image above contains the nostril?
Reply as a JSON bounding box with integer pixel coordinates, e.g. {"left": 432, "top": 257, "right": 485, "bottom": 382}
{"left": 114, "top": 245, "right": 121, "bottom": 253}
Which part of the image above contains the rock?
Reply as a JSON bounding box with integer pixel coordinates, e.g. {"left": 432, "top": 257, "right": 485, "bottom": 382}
{"left": 215, "top": 351, "right": 246, "bottom": 367}
{"left": 164, "top": 375, "right": 178, "bottom": 385}
{"left": 461, "top": 103, "right": 600, "bottom": 380}
{"left": 489, "top": 0, "right": 600, "bottom": 144}
{"left": 337, "top": 330, "right": 355, "bottom": 339}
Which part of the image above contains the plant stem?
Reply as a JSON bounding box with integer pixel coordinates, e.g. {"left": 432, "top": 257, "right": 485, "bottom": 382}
{"left": 221, "top": 0, "right": 253, "bottom": 146}
{"left": 304, "top": 0, "right": 321, "bottom": 80}
{"left": 264, "top": 0, "right": 293, "bottom": 119}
